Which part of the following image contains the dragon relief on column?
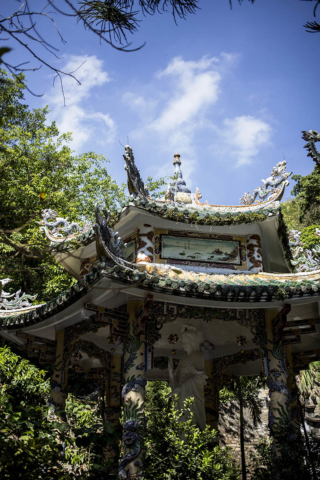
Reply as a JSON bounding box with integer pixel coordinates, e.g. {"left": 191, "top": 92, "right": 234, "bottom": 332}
{"left": 240, "top": 161, "right": 292, "bottom": 205}
{"left": 119, "top": 376, "right": 147, "bottom": 480}
{"left": 302, "top": 130, "right": 320, "bottom": 167}
{"left": 123, "top": 145, "right": 150, "bottom": 199}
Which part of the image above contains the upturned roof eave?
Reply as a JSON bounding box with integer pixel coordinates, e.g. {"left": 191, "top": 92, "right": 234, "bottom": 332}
{"left": 2, "top": 261, "right": 320, "bottom": 331}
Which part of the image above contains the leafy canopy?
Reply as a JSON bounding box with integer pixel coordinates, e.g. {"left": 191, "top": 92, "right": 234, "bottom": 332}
{"left": 0, "top": 68, "right": 126, "bottom": 302}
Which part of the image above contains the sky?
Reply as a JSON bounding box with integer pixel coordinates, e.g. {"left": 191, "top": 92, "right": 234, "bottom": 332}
{"left": 3, "top": 0, "right": 320, "bottom": 205}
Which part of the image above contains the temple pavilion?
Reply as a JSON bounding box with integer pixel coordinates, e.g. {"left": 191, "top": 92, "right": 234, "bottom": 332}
{"left": 1, "top": 145, "right": 320, "bottom": 479}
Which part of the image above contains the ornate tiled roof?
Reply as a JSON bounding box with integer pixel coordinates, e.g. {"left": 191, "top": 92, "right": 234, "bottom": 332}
{"left": 38, "top": 147, "right": 293, "bottom": 247}
{"left": 2, "top": 260, "right": 320, "bottom": 330}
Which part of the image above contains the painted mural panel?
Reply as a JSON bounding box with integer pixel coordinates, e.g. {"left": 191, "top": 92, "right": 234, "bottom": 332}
{"left": 161, "top": 236, "right": 241, "bottom": 264}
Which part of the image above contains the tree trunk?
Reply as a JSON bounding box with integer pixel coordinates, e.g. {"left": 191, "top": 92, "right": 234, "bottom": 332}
{"left": 239, "top": 396, "right": 247, "bottom": 480}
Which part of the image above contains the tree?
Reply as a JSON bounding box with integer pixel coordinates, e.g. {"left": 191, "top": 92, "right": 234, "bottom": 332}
{"left": 220, "top": 376, "right": 263, "bottom": 480}
{"left": 0, "top": 345, "right": 117, "bottom": 479}
{"left": 289, "top": 169, "right": 320, "bottom": 227}
{"left": 143, "top": 381, "right": 240, "bottom": 480}
{"left": 0, "top": 68, "right": 126, "bottom": 302}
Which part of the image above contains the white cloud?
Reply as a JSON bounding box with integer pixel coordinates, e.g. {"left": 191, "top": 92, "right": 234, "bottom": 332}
{"left": 124, "top": 55, "right": 233, "bottom": 186}
{"left": 152, "top": 56, "right": 221, "bottom": 132}
{"left": 122, "top": 56, "right": 272, "bottom": 183}
{"left": 218, "top": 116, "right": 272, "bottom": 166}
{"left": 45, "top": 55, "right": 116, "bottom": 150}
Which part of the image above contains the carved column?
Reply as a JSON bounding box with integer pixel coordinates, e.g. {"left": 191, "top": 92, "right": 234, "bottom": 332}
{"left": 265, "top": 310, "right": 291, "bottom": 431}
{"left": 137, "top": 224, "right": 154, "bottom": 264}
{"left": 205, "top": 360, "right": 219, "bottom": 431}
{"left": 119, "top": 300, "right": 147, "bottom": 480}
{"left": 50, "top": 329, "right": 67, "bottom": 411}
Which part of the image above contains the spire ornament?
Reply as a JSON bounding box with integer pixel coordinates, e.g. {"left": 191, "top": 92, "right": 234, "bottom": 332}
{"left": 168, "top": 153, "right": 192, "bottom": 204}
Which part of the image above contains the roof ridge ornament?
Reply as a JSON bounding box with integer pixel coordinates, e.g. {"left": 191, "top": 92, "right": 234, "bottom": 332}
{"left": 168, "top": 153, "right": 192, "bottom": 204}
{"left": 39, "top": 209, "right": 91, "bottom": 244}
{"left": 289, "top": 229, "right": 320, "bottom": 272}
{"left": 0, "top": 278, "right": 37, "bottom": 310}
{"left": 94, "top": 204, "right": 135, "bottom": 270}
{"left": 123, "top": 145, "right": 149, "bottom": 198}
{"left": 240, "top": 161, "right": 292, "bottom": 205}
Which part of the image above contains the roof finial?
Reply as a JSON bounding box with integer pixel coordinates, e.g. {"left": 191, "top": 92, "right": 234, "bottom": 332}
{"left": 173, "top": 153, "right": 181, "bottom": 166}
{"left": 167, "top": 153, "right": 191, "bottom": 204}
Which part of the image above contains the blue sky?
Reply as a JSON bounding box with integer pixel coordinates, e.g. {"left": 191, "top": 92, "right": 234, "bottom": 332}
{"left": 3, "top": 0, "right": 320, "bottom": 205}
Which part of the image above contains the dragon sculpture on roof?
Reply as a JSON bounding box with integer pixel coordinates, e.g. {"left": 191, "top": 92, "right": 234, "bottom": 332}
{"left": 123, "top": 145, "right": 150, "bottom": 198}
{"left": 0, "top": 278, "right": 37, "bottom": 310}
{"left": 39, "top": 209, "right": 91, "bottom": 244}
{"left": 240, "top": 161, "right": 292, "bottom": 205}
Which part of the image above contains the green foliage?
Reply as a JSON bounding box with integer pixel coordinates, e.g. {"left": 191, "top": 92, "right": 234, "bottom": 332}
{"left": 0, "top": 69, "right": 126, "bottom": 302}
{"left": 290, "top": 168, "right": 320, "bottom": 227}
{"left": 0, "top": 345, "right": 116, "bottom": 479}
{"left": 299, "top": 361, "right": 320, "bottom": 398}
{"left": 64, "top": 394, "right": 117, "bottom": 479}
{"left": 222, "top": 376, "right": 264, "bottom": 427}
{"left": 143, "top": 381, "right": 240, "bottom": 480}
{"left": 219, "top": 387, "right": 236, "bottom": 403}
{"left": 0, "top": 346, "right": 50, "bottom": 405}
{"left": 146, "top": 176, "right": 168, "bottom": 199}
{"left": 250, "top": 421, "right": 320, "bottom": 480}
{"left": 300, "top": 225, "right": 320, "bottom": 249}
{"left": 280, "top": 199, "right": 303, "bottom": 230}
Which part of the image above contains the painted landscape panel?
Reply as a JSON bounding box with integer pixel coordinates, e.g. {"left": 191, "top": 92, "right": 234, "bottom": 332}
{"left": 161, "top": 236, "right": 240, "bottom": 264}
